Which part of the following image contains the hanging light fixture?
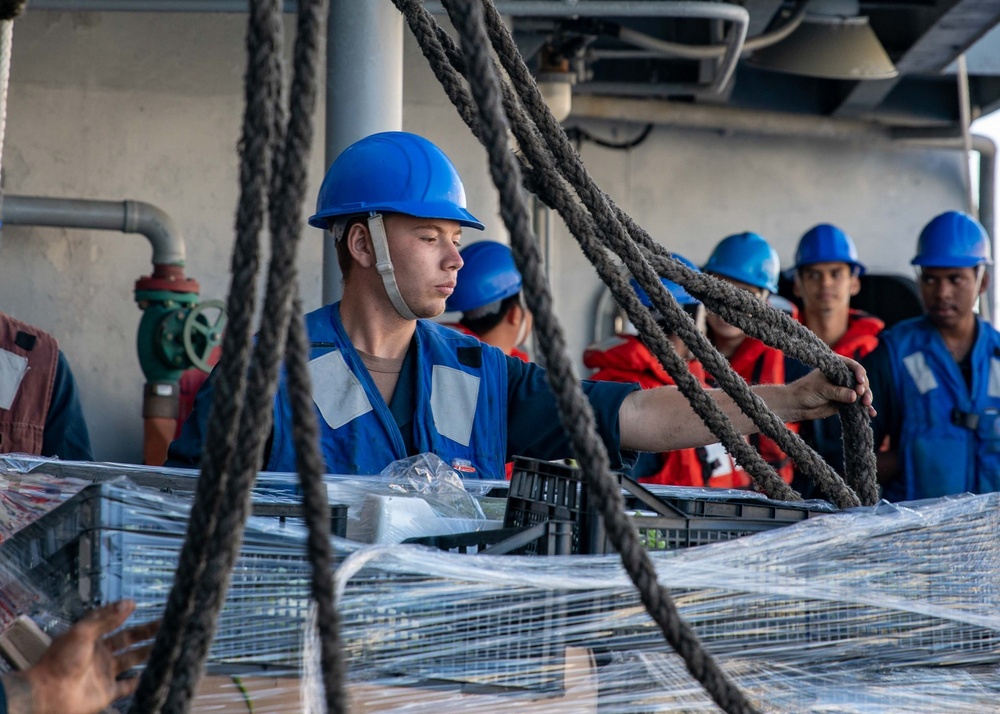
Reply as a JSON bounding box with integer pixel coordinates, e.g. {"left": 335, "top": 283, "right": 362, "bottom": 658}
{"left": 749, "top": 0, "right": 897, "bottom": 80}
{"left": 536, "top": 43, "right": 576, "bottom": 123}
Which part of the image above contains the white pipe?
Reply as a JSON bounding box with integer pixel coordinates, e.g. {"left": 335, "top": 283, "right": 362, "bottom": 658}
{"left": 613, "top": 0, "right": 806, "bottom": 62}
{"left": 956, "top": 54, "right": 975, "bottom": 217}
{"left": 0, "top": 195, "right": 186, "bottom": 265}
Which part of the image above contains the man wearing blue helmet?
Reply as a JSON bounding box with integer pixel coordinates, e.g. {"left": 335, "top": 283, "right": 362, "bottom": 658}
{"left": 443, "top": 241, "right": 532, "bottom": 362}
{"left": 583, "top": 256, "right": 707, "bottom": 486}
{"left": 793, "top": 224, "right": 882, "bottom": 360}
{"left": 702, "top": 232, "right": 798, "bottom": 488}
{"left": 791, "top": 224, "right": 883, "bottom": 493}
{"left": 168, "top": 132, "right": 872, "bottom": 478}
{"left": 865, "top": 211, "right": 1000, "bottom": 501}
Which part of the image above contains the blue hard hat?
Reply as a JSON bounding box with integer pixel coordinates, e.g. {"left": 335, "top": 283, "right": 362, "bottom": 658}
{"left": 703, "top": 232, "right": 780, "bottom": 293}
{"left": 794, "top": 224, "right": 866, "bottom": 275}
{"left": 308, "top": 131, "right": 484, "bottom": 231}
{"left": 446, "top": 241, "right": 522, "bottom": 312}
{"left": 912, "top": 211, "right": 992, "bottom": 268}
{"left": 630, "top": 254, "right": 700, "bottom": 307}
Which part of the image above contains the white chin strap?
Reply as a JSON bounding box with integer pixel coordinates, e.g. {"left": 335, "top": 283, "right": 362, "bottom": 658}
{"left": 367, "top": 213, "right": 419, "bottom": 321}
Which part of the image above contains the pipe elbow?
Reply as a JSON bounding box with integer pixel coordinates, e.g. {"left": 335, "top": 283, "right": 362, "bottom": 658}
{"left": 125, "top": 200, "right": 185, "bottom": 266}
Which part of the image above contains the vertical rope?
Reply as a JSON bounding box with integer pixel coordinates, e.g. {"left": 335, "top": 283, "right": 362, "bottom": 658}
{"left": 130, "top": 2, "right": 284, "bottom": 710}
{"left": 132, "top": 1, "right": 339, "bottom": 710}
{"left": 441, "top": 1, "right": 760, "bottom": 711}
{"left": 0, "top": 1, "right": 24, "bottom": 234}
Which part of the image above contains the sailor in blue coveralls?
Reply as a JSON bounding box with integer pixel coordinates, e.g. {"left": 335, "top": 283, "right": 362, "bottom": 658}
{"left": 864, "top": 211, "right": 1000, "bottom": 501}
{"left": 167, "top": 132, "right": 872, "bottom": 477}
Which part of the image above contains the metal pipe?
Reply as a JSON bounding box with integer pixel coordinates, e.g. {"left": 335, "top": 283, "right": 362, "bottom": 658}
{"left": 30, "top": 1, "right": 298, "bottom": 9}
{"left": 0, "top": 194, "right": 185, "bottom": 265}
{"left": 31, "top": 0, "right": 735, "bottom": 12}
{"left": 569, "top": 96, "right": 994, "bottom": 233}
{"left": 322, "top": 0, "right": 403, "bottom": 305}
{"left": 570, "top": 94, "right": 894, "bottom": 141}
{"left": 615, "top": 0, "right": 802, "bottom": 61}
{"left": 607, "top": 3, "right": 749, "bottom": 95}
{"left": 957, "top": 54, "right": 975, "bottom": 216}
{"left": 427, "top": 1, "right": 753, "bottom": 17}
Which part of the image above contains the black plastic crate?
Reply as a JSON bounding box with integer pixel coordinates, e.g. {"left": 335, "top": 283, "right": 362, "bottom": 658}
{"left": 249, "top": 502, "right": 349, "bottom": 538}
{"left": 636, "top": 485, "right": 832, "bottom": 523}
{"left": 9, "top": 481, "right": 348, "bottom": 668}
{"left": 403, "top": 521, "right": 573, "bottom": 555}
{"left": 505, "top": 457, "right": 832, "bottom": 555}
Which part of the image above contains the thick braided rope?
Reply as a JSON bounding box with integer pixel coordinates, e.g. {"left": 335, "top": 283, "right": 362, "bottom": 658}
{"left": 259, "top": 7, "right": 343, "bottom": 710}
{"left": 285, "top": 293, "right": 345, "bottom": 713}
{"left": 129, "top": 2, "right": 283, "bottom": 710}
{"left": 521, "top": 170, "right": 796, "bottom": 501}
{"left": 395, "top": 0, "right": 799, "bottom": 500}
{"left": 159, "top": 1, "right": 328, "bottom": 710}
{"left": 476, "top": 4, "right": 804, "bottom": 501}
{"left": 276, "top": 8, "right": 343, "bottom": 710}
{"left": 641, "top": 247, "right": 879, "bottom": 505}
{"left": 473, "top": 0, "right": 872, "bottom": 508}
{"left": 472, "top": 0, "right": 870, "bottom": 509}
{"left": 441, "top": 2, "right": 759, "bottom": 712}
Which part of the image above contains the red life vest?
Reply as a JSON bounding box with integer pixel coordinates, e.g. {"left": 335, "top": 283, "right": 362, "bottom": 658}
{"left": 702, "top": 336, "right": 797, "bottom": 488}
{"left": 584, "top": 334, "right": 706, "bottom": 486}
{"left": 0, "top": 314, "right": 58, "bottom": 456}
{"left": 830, "top": 310, "right": 883, "bottom": 360}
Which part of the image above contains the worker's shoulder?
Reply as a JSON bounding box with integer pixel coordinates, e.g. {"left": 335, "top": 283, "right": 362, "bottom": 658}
{"left": 418, "top": 319, "right": 509, "bottom": 362}
{"left": 976, "top": 315, "right": 1000, "bottom": 340}
{"left": 879, "top": 315, "right": 932, "bottom": 345}
{"left": 420, "top": 318, "right": 481, "bottom": 343}
{"left": 0, "top": 311, "right": 58, "bottom": 351}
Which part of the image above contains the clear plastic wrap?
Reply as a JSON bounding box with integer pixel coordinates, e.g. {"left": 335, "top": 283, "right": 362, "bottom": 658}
{"left": 346, "top": 453, "right": 495, "bottom": 544}
{"left": 378, "top": 452, "right": 487, "bottom": 520}
{"left": 0, "top": 453, "right": 509, "bottom": 543}
{"left": 329, "top": 492, "right": 1000, "bottom": 712}
{"left": 0, "top": 458, "right": 998, "bottom": 712}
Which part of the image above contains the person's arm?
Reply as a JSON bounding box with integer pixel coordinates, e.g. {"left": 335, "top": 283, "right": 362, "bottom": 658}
{"left": 165, "top": 367, "right": 216, "bottom": 468}
{"left": 0, "top": 601, "right": 158, "bottom": 714}
{"left": 166, "top": 367, "right": 274, "bottom": 469}
{"left": 505, "top": 356, "right": 640, "bottom": 469}
{"left": 41, "top": 352, "right": 94, "bottom": 461}
{"left": 619, "top": 356, "right": 874, "bottom": 453}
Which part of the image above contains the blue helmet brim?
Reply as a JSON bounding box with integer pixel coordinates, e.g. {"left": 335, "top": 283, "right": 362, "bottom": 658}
{"left": 911, "top": 256, "right": 992, "bottom": 268}
{"left": 308, "top": 201, "right": 485, "bottom": 231}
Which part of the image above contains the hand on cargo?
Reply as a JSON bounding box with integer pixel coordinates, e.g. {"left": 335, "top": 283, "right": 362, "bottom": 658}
{"left": 1, "top": 599, "right": 159, "bottom": 714}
